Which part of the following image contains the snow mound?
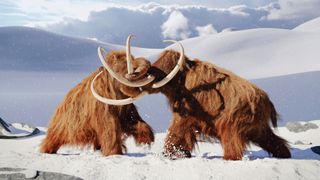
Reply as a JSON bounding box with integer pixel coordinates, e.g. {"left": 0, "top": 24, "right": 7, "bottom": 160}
{"left": 286, "top": 122, "right": 319, "bottom": 133}
{"left": 252, "top": 71, "right": 320, "bottom": 124}
{"left": 294, "top": 17, "right": 320, "bottom": 32}
{"left": 171, "top": 28, "right": 320, "bottom": 79}
{"left": 0, "top": 27, "right": 100, "bottom": 72}
{"left": 0, "top": 26, "right": 160, "bottom": 72}
{"left": 1, "top": 24, "right": 319, "bottom": 79}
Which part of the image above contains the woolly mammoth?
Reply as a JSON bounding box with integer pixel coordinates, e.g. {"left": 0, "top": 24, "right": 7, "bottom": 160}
{"left": 40, "top": 36, "right": 155, "bottom": 156}
{"left": 103, "top": 39, "right": 291, "bottom": 160}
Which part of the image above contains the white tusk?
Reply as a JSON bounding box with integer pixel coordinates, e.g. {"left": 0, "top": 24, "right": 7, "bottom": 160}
{"left": 90, "top": 71, "right": 146, "bottom": 105}
{"left": 152, "top": 40, "right": 185, "bottom": 88}
{"left": 98, "top": 46, "right": 155, "bottom": 87}
{"left": 126, "top": 35, "right": 134, "bottom": 74}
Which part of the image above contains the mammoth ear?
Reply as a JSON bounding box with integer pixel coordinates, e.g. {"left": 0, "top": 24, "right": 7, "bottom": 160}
{"left": 151, "top": 40, "right": 185, "bottom": 89}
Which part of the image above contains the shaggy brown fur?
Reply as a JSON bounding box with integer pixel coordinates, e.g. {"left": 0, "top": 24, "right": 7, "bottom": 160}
{"left": 40, "top": 51, "right": 154, "bottom": 156}
{"left": 142, "top": 50, "right": 291, "bottom": 160}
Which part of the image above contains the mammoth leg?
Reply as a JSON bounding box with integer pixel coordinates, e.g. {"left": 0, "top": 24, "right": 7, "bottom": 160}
{"left": 121, "top": 106, "right": 154, "bottom": 145}
{"left": 220, "top": 131, "right": 246, "bottom": 160}
{"left": 132, "top": 120, "right": 154, "bottom": 145}
{"left": 251, "top": 127, "right": 291, "bottom": 158}
{"left": 40, "top": 130, "right": 65, "bottom": 154}
{"left": 216, "top": 120, "right": 246, "bottom": 160}
{"left": 163, "top": 116, "right": 197, "bottom": 159}
{"left": 99, "top": 116, "right": 123, "bottom": 156}
{"left": 93, "top": 138, "right": 101, "bottom": 150}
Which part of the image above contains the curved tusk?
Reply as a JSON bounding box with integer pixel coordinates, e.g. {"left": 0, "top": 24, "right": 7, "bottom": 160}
{"left": 98, "top": 46, "right": 155, "bottom": 87}
{"left": 152, "top": 40, "right": 185, "bottom": 88}
{"left": 91, "top": 71, "right": 146, "bottom": 105}
{"left": 126, "top": 35, "right": 134, "bottom": 74}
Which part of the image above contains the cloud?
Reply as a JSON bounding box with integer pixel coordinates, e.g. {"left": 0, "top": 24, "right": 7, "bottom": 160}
{"left": 40, "top": 4, "right": 269, "bottom": 47}
{"left": 196, "top": 24, "right": 217, "bottom": 36}
{"left": 0, "top": 0, "right": 111, "bottom": 26}
{"left": 0, "top": 1, "right": 277, "bottom": 26}
{"left": 37, "top": 2, "right": 320, "bottom": 48}
{"left": 161, "top": 10, "right": 191, "bottom": 39}
{"left": 108, "top": 0, "right": 275, "bottom": 8}
{"left": 267, "top": 0, "right": 320, "bottom": 21}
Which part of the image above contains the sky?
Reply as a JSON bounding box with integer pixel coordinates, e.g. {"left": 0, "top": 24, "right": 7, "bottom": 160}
{"left": 0, "top": 0, "right": 275, "bottom": 26}
{"left": 1, "top": 0, "right": 320, "bottom": 47}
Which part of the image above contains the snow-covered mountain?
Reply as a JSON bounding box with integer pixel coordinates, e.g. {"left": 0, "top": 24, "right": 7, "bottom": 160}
{"left": 0, "top": 26, "right": 159, "bottom": 72}
{"left": 175, "top": 20, "right": 320, "bottom": 79}
{"left": 253, "top": 71, "right": 320, "bottom": 125}
{"left": 294, "top": 17, "right": 320, "bottom": 32}
{"left": 0, "top": 26, "right": 99, "bottom": 72}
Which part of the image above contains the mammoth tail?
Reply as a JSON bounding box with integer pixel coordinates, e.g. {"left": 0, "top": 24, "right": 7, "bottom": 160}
{"left": 270, "top": 101, "right": 278, "bottom": 128}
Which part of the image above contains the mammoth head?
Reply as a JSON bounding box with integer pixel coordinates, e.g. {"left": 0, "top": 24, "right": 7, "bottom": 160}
{"left": 91, "top": 35, "right": 185, "bottom": 105}
{"left": 124, "top": 57, "right": 151, "bottom": 81}
{"left": 96, "top": 35, "right": 155, "bottom": 88}
{"left": 99, "top": 51, "right": 152, "bottom": 84}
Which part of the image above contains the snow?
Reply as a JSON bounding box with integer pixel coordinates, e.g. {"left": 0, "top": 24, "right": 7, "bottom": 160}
{"left": 174, "top": 27, "right": 320, "bottom": 79}
{"left": 294, "top": 17, "right": 320, "bottom": 32}
{"left": 0, "top": 26, "right": 160, "bottom": 72}
{"left": 0, "top": 120, "right": 320, "bottom": 179}
{"left": 0, "top": 16, "right": 320, "bottom": 180}
{"left": 252, "top": 71, "right": 320, "bottom": 125}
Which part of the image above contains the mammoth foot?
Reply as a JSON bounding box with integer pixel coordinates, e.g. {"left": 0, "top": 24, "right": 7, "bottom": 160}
{"left": 135, "top": 133, "right": 154, "bottom": 145}
{"left": 133, "top": 122, "right": 155, "bottom": 146}
{"left": 163, "top": 146, "right": 192, "bottom": 160}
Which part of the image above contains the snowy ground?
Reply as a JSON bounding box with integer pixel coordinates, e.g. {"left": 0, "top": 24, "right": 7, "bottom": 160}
{"left": 0, "top": 120, "right": 320, "bottom": 179}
